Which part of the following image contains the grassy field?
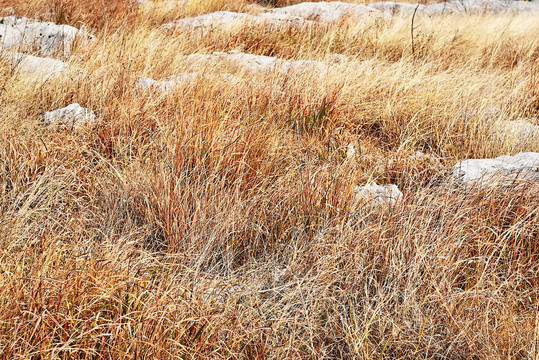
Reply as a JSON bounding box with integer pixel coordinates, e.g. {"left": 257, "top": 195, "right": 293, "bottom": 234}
{"left": 0, "top": 0, "right": 538, "bottom": 358}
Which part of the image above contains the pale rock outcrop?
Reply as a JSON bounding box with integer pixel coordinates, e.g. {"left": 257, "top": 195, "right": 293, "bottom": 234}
{"left": 134, "top": 73, "right": 198, "bottom": 92}
{"left": 368, "top": 1, "right": 464, "bottom": 16}
{"left": 256, "top": 12, "right": 314, "bottom": 27}
{"left": 480, "top": 106, "right": 539, "bottom": 146}
{"left": 1, "top": 52, "right": 69, "bottom": 79}
{"left": 154, "top": 0, "right": 539, "bottom": 27}
{"left": 134, "top": 72, "right": 283, "bottom": 95}
{"left": 367, "top": 2, "right": 422, "bottom": 16}
{"left": 161, "top": 11, "right": 251, "bottom": 30}
{"left": 271, "top": 1, "right": 387, "bottom": 22}
{"left": 185, "top": 50, "right": 329, "bottom": 75}
{"left": 353, "top": 182, "right": 403, "bottom": 205}
{"left": 463, "top": 0, "right": 539, "bottom": 14}
{"left": 0, "top": 15, "right": 30, "bottom": 25}
{"left": 161, "top": 10, "right": 312, "bottom": 31}
{"left": 449, "top": 152, "right": 539, "bottom": 184}
{"left": 134, "top": 73, "right": 241, "bottom": 92}
{"left": 0, "top": 16, "right": 94, "bottom": 57}
{"left": 490, "top": 118, "right": 539, "bottom": 146}
{"left": 368, "top": 0, "right": 539, "bottom": 16}
{"left": 160, "top": 2, "right": 386, "bottom": 31}
{"left": 39, "top": 103, "right": 96, "bottom": 128}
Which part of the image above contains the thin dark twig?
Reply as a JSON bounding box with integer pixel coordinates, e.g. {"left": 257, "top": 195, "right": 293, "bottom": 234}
{"left": 411, "top": 3, "right": 420, "bottom": 57}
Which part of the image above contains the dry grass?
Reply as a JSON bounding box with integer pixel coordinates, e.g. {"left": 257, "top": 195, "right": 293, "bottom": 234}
{"left": 0, "top": 0, "right": 538, "bottom": 358}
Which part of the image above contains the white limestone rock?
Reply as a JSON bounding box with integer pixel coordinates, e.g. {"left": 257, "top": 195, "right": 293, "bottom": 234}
{"left": 161, "top": 10, "right": 312, "bottom": 31}
{"left": 464, "top": 0, "right": 539, "bottom": 14}
{"left": 479, "top": 106, "right": 539, "bottom": 147}
{"left": 353, "top": 182, "right": 403, "bottom": 205}
{"left": 162, "top": 11, "right": 251, "bottom": 30}
{"left": 367, "top": 2, "right": 422, "bottom": 16}
{"left": 1, "top": 52, "right": 69, "bottom": 79}
{"left": 0, "top": 15, "right": 30, "bottom": 25}
{"left": 255, "top": 12, "right": 314, "bottom": 27}
{"left": 271, "top": 1, "right": 387, "bottom": 22}
{"left": 449, "top": 152, "right": 539, "bottom": 184}
{"left": 39, "top": 103, "right": 96, "bottom": 128}
{"left": 134, "top": 73, "right": 241, "bottom": 93}
{"left": 368, "top": 1, "right": 462, "bottom": 16}
{"left": 490, "top": 118, "right": 539, "bottom": 146}
{"left": 0, "top": 17, "right": 94, "bottom": 57}
{"left": 133, "top": 72, "right": 283, "bottom": 96}
{"left": 368, "top": 0, "right": 539, "bottom": 16}
{"left": 185, "top": 51, "right": 281, "bottom": 73}
{"left": 134, "top": 73, "right": 197, "bottom": 92}
{"left": 185, "top": 50, "right": 328, "bottom": 75}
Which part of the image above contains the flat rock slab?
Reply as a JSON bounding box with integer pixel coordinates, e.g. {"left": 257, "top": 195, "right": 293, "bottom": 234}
{"left": 40, "top": 103, "right": 96, "bottom": 128}
{"left": 478, "top": 106, "right": 539, "bottom": 148}
{"left": 449, "top": 152, "right": 539, "bottom": 184}
{"left": 490, "top": 118, "right": 539, "bottom": 146}
{"left": 161, "top": 10, "right": 313, "bottom": 30}
{"left": 134, "top": 73, "right": 237, "bottom": 92}
{"left": 161, "top": 1, "right": 539, "bottom": 32}
{"left": 272, "top": 1, "right": 387, "bottom": 22}
{"left": 133, "top": 72, "right": 284, "bottom": 96}
{"left": 161, "top": 11, "right": 250, "bottom": 30}
{"left": 0, "top": 16, "right": 93, "bottom": 57}
{"left": 134, "top": 74, "right": 197, "bottom": 92}
{"left": 368, "top": 0, "right": 539, "bottom": 16}
{"left": 354, "top": 182, "right": 403, "bottom": 205}
{"left": 368, "top": 2, "right": 421, "bottom": 15}
{"left": 185, "top": 50, "right": 329, "bottom": 74}
{"left": 456, "top": 0, "right": 539, "bottom": 14}
{"left": 1, "top": 52, "right": 69, "bottom": 79}
{"left": 0, "top": 15, "right": 32, "bottom": 26}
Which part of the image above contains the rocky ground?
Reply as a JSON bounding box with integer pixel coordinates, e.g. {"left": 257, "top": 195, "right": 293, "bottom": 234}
{"left": 0, "top": 0, "right": 538, "bottom": 358}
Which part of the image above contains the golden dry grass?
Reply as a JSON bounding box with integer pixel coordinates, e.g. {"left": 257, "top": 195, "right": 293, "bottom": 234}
{"left": 0, "top": 0, "right": 538, "bottom": 358}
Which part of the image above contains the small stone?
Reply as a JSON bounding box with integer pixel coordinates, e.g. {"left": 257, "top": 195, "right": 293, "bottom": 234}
{"left": 40, "top": 103, "right": 96, "bottom": 128}
{"left": 162, "top": 11, "right": 251, "bottom": 30}
{"left": 353, "top": 182, "right": 403, "bottom": 205}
